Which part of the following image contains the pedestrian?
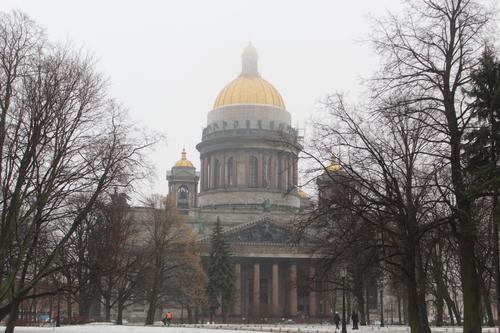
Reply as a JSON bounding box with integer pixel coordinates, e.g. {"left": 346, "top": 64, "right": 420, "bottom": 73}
{"left": 351, "top": 310, "right": 359, "bottom": 329}
{"left": 334, "top": 312, "right": 341, "bottom": 330}
{"left": 163, "top": 311, "right": 173, "bottom": 326}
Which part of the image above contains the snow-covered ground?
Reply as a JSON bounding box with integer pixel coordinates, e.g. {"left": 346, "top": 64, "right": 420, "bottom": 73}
{"left": 5, "top": 323, "right": 500, "bottom": 333}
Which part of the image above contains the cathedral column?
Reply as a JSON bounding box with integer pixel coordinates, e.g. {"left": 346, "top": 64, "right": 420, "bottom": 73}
{"left": 194, "top": 181, "right": 198, "bottom": 207}
{"left": 289, "top": 263, "right": 297, "bottom": 316}
{"left": 232, "top": 153, "right": 238, "bottom": 186}
{"left": 259, "top": 152, "right": 266, "bottom": 187}
{"left": 210, "top": 157, "right": 215, "bottom": 189}
{"left": 269, "top": 154, "right": 276, "bottom": 188}
{"left": 309, "top": 266, "right": 317, "bottom": 317}
{"left": 201, "top": 157, "right": 207, "bottom": 190}
{"left": 272, "top": 262, "right": 279, "bottom": 316}
{"left": 292, "top": 156, "right": 299, "bottom": 187}
{"left": 324, "top": 294, "right": 332, "bottom": 317}
{"left": 232, "top": 262, "right": 241, "bottom": 316}
{"left": 221, "top": 153, "right": 226, "bottom": 188}
{"left": 253, "top": 262, "right": 260, "bottom": 316}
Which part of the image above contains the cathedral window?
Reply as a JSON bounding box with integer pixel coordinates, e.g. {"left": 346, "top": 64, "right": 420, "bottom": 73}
{"left": 249, "top": 156, "right": 258, "bottom": 187}
{"left": 177, "top": 185, "right": 189, "bottom": 209}
{"left": 207, "top": 158, "right": 211, "bottom": 189}
{"left": 226, "top": 157, "right": 234, "bottom": 186}
{"left": 283, "top": 157, "right": 290, "bottom": 191}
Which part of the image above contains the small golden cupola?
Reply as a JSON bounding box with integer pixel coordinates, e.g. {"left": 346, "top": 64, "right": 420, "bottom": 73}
{"left": 326, "top": 154, "right": 342, "bottom": 173}
{"left": 297, "top": 186, "right": 310, "bottom": 199}
{"left": 213, "top": 43, "right": 285, "bottom": 110}
{"left": 174, "top": 148, "right": 194, "bottom": 168}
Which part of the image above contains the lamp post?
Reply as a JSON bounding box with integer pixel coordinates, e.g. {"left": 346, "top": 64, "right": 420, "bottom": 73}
{"left": 379, "top": 288, "right": 384, "bottom": 327}
{"left": 341, "top": 268, "right": 347, "bottom": 333}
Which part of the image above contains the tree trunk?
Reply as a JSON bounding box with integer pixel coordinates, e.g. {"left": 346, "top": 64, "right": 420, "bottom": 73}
{"left": 220, "top": 297, "right": 225, "bottom": 324}
{"left": 492, "top": 192, "right": 500, "bottom": 325}
{"left": 78, "top": 290, "right": 92, "bottom": 323}
{"left": 353, "top": 281, "right": 366, "bottom": 325}
{"left": 460, "top": 233, "right": 482, "bottom": 333}
{"left": 104, "top": 297, "right": 111, "bottom": 322}
{"left": 405, "top": 245, "right": 431, "bottom": 333}
{"left": 436, "top": 294, "right": 444, "bottom": 326}
{"left": 116, "top": 300, "right": 125, "bottom": 325}
{"left": 407, "top": 285, "right": 430, "bottom": 333}
{"left": 145, "top": 270, "right": 160, "bottom": 325}
{"left": 481, "top": 280, "right": 494, "bottom": 327}
{"left": 4, "top": 299, "right": 20, "bottom": 333}
{"left": 403, "top": 294, "right": 408, "bottom": 325}
{"left": 187, "top": 306, "right": 193, "bottom": 324}
{"left": 365, "top": 287, "right": 370, "bottom": 325}
{"left": 443, "top": 287, "right": 461, "bottom": 325}
{"left": 66, "top": 294, "right": 73, "bottom": 322}
{"left": 145, "top": 295, "right": 158, "bottom": 325}
{"left": 397, "top": 292, "right": 402, "bottom": 325}
{"left": 448, "top": 110, "right": 481, "bottom": 333}
{"left": 447, "top": 301, "right": 455, "bottom": 326}
{"left": 347, "top": 291, "right": 351, "bottom": 324}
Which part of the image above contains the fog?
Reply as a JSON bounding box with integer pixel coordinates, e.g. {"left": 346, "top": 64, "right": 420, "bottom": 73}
{"left": 3, "top": 0, "right": 411, "bottom": 197}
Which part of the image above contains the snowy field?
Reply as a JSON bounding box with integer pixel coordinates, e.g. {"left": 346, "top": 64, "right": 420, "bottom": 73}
{"left": 5, "top": 324, "right": 500, "bottom": 333}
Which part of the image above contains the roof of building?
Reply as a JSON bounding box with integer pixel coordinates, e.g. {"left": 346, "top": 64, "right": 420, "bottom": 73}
{"left": 326, "top": 154, "right": 342, "bottom": 172}
{"left": 174, "top": 148, "right": 194, "bottom": 168}
{"left": 297, "top": 187, "right": 310, "bottom": 199}
{"left": 213, "top": 43, "right": 285, "bottom": 110}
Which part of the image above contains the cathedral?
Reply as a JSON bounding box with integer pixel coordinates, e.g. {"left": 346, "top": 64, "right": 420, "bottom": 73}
{"left": 166, "top": 44, "right": 331, "bottom": 320}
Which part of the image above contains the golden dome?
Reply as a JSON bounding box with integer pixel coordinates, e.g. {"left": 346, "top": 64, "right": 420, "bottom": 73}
{"left": 214, "top": 76, "right": 285, "bottom": 109}
{"left": 213, "top": 43, "right": 285, "bottom": 110}
{"left": 174, "top": 149, "right": 194, "bottom": 168}
{"left": 297, "top": 187, "right": 310, "bottom": 199}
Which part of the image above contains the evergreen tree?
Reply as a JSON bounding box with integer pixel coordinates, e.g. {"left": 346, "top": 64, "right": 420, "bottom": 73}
{"left": 206, "top": 217, "right": 234, "bottom": 323}
{"left": 466, "top": 46, "right": 500, "bottom": 324}
{"left": 466, "top": 47, "right": 500, "bottom": 189}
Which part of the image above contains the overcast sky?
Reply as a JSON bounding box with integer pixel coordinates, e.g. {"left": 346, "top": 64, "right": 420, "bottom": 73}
{"left": 3, "top": 0, "right": 496, "bottom": 198}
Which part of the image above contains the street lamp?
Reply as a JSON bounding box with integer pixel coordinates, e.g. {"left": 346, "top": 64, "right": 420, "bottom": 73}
{"left": 341, "top": 267, "right": 347, "bottom": 333}
{"left": 379, "top": 288, "right": 384, "bottom": 327}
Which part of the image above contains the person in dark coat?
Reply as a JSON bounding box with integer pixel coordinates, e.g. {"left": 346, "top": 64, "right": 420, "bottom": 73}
{"left": 351, "top": 310, "right": 359, "bottom": 329}
{"left": 334, "top": 312, "right": 341, "bottom": 329}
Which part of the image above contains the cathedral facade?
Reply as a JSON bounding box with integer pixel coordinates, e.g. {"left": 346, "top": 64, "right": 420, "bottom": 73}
{"left": 167, "top": 44, "right": 324, "bottom": 320}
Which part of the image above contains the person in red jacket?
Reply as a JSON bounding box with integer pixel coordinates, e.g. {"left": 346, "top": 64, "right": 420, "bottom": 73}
{"left": 163, "top": 311, "right": 173, "bottom": 326}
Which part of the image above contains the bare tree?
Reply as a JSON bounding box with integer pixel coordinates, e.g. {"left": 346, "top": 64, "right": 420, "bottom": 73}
{"left": 368, "top": 2, "right": 493, "bottom": 331}
{"left": 94, "top": 191, "right": 142, "bottom": 323}
{"left": 0, "top": 11, "right": 155, "bottom": 332}
{"left": 303, "top": 94, "right": 446, "bottom": 333}
{"left": 139, "top": 195, "right": 202, "bottom": 325}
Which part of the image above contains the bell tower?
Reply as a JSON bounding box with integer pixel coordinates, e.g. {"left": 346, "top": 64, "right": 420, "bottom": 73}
{"left": 167, "top": 149, "right": 199, "bottom": 214}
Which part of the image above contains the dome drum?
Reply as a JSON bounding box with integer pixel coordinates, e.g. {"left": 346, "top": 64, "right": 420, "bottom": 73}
{"left": 197, "top": 133, "right": 302, "bottom": 155}
{"left": 198, "top": 190, "right": 300, "bottom": 209}
{"left": 208, "top": 104, "right": 290, "bottom": 124}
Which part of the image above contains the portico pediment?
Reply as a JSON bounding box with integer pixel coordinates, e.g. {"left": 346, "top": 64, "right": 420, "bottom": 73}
{"left": 198, "top": 218, "right": 318, "bottom": 258}
{"left": 219, "top": 218, "right": 315, "bottom": 246}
